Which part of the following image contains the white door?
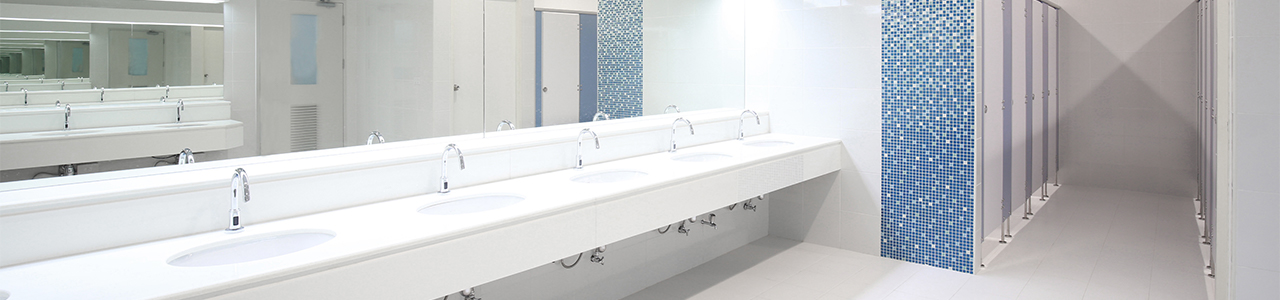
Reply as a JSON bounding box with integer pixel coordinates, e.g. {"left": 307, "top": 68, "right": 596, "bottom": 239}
{"left": 540, "top": 12, "right": 580, "bottom": 127}
{"left": 981, "top": 0, "right": 1006, "bottom": 240}
{"left": 108, "top": 30, "right": 165, "bottom": 88}
{"left": 203, "top": 28, "right": 224, "bottom": 84}
{"left": 259, "top": 0, "right": 345, "bottom": 155}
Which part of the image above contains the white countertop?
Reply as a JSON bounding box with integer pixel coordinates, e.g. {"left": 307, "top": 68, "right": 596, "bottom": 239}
{"left": 0, "top": 133, "right": 838, "bottom": 299}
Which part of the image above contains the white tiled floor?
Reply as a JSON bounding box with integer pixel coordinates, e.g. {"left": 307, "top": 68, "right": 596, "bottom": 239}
{"left": 621, "top": 186, "right": 1209, "bottom": 300}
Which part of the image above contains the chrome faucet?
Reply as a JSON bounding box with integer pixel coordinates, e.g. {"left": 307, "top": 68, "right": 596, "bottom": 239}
{"left": 165, "top": 85, "right": 171, "bottom": 98}
{"left": 100, "top": 88, "right": 105, "bottom": 102}
{"left": 62, "top": 104, "right": 71, "bottom": 130}
{"left": 664, "top": 104, "right": 680, "bottom": 114}
{"left": 227, "top": 168, "right": 250, "bottom": 232}
{"left": 669, "top": 118, "right": 694, "bottom": 153}
{"left": 496, "top": 120, "right": 515, "bottom": 131}
{"left": 22, "top": 88, "right": 28, "bottom": 105}
{"left": 440, "top": 144, "right": 465, "bottom": 193}
{"left": 592, "top": 112, "right": 610, "bottom": 122}
{"left": 59, "top": 81, "right": 65, "bottom": 90}
{"left": 576, "top": 128, "right": 600, "bottom": 169}
{"left": 176, "top": 99, "right": 185, "bottom": 123}
{"left": 738, "top": 110, "right": 760, "bottom": 140}
{"left": 367, "top": 131, "right": 385, "bottom": 145}
{"left": 178, "top": 148, "right": 195, "bottom": 165}
{"left": 700, "top": 213, "right": 718, "bottom": 229}
{"left": 3, "top": 82, "right": 8, "bottom": 91}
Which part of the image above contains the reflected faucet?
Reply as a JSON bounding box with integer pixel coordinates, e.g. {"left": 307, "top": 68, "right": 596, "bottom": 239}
{"left": 576, "top": 128, "right": 600, "bottom": 169}
{"left": 592, "top": 112, "right": 610, "bottom": 122}
{"left": 738, "top": 110, "right": 760, "bottom": 140}
{"left": 59, "top": 81, "right": 65, "bottom": 90}
{"left": 4, "top": 82, "right": 8, "bottom": 92}
{"left": 496, "top": 120, "right": 515, "bottom": 131}
{"left": 165, "top": 85, "right": 171, "bottom": 98}
{"left": 664, "top": 104, "right": 680, "bottom": 114}
{"left": 669, "top": 118, "right": 694, "bottom": 153}
{"left": 176, "top": 99, "right": 185, "bottom": 123}
{"left": 62, "top": 104, "right": 71, "bottom": 130}
{"left": 367, "top": 131, "right": 385, "bottom": 145}
{"left": 440, "top": 144, "right": 465, "bottom": 193}
{"left": 22, "top": 88, "right": 28, "bottom": 105}
{"left": 227, "top": 168, "right": 250, "bottom": 232}
{"left": 100, "top": 88, "right": 105, "bottom": 102}
{"left": 178, "top": 148, "right": 195, "bottom": 165}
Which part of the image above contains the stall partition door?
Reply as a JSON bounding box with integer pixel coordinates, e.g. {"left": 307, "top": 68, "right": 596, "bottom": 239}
{"left": 259, "top": 0, "right": 345, "bottom": 155}
{"left": 538, "top": 11, "right": 581, "bottom": 127}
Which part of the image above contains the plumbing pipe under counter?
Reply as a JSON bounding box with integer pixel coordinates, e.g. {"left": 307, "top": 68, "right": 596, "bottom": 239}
{"left": 0, "top": 133, "right": 840, "bottom": 299}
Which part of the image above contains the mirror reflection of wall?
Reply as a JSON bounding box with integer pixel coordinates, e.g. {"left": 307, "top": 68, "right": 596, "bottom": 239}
{"left": 484, "top": 0, "right": 746, "bottom": 133}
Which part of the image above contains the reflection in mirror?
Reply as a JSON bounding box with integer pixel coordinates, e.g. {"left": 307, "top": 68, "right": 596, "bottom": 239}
{"left": 0, "top": 0, "right": 229, "bottom": 183}
{"left": 483, "top": 0, "right": 746, "bottom": 133}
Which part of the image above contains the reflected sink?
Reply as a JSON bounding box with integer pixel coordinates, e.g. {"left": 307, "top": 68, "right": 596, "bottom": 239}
{"left": 33, "top": 129, "right": 102, "bottom": 137}
{"left": 743, "top": 140, "right": 794, "bottom": 147}
{"left": 158, "top": 123, "right": 209, "bottom": 129}
{"left": 0, "top": 290, "right": 8, "bottom": 300}
{"left": 571, "top": 170, "right": 648, "bottom": 184}
{"left": 671, "top": 152, "right": 733, "bottom": 162}
{"left": 167, "top": 230, "right": 335, "bottom": 267}
{"left": 418, "top": 194, "right": 525, "bottom": 215}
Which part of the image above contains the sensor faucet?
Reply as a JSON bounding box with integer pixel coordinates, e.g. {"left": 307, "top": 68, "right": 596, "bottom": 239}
{"left": 669, "top": 118, "right": 694, "bottom": 153}
{"left": 178, "top": 148, "right": 195, "bottom": 165}
{"left": 496, "top": 120, "right": 515, "bottom": 131}
{"left": 664, "top": 104, "right": 680, "bottom": 114}
{"left": 227, "top": 168, "right": 250, "bottom": 232}
{"left": 576, "top": 128, "right": 600, "bottom": 169}
{"left": 738, "top": 110, "right": 760, "bottom": 140}
{"left": 62, "top": 104, "right": 71, "bottom": 130}
{"left": 176, "top": 99, "right": 185, "bottom": 123}
{"left": 367, "top": 131, "right": 385, "bottom": 145}
{"left": 592, "top": 112, "right": 610, "bottom": 122}
{"left": 440, "top": 144, "right": 466, "bottom": 193}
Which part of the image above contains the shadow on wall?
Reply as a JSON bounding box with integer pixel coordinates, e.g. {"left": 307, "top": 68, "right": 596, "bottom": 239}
{"left": 1057, "top": 1, "right": 1199, "bottom": 197}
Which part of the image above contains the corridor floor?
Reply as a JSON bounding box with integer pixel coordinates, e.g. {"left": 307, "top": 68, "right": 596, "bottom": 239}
{"left": 620, "top": 185, "right": 1210, "bottom": 300}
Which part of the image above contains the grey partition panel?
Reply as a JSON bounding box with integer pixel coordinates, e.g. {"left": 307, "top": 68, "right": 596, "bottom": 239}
{"left": 982, "top": 0, "right": 1007, "bottom": 236}
{"left": 1048, "top": 7, "right": 1058, "bottom": 185}
{"left": 1040, "top": 3, "right": 1050, "bottom": 190}
{"left": 1014, "top": 0, "right": 1029, "bottom": 204}
{"left": 1031, "top": 2, "right": 1045, "bottom": 193}
{"left": 1002, "top": 0, "right": 1019, "bottom": 220}
{"left": 579, "top": 14, "right": 599, "bottom": 123}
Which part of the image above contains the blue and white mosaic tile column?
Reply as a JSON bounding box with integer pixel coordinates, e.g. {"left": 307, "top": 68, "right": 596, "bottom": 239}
{"left": 597, "top": 0, "right": 644, "bottom": 119}
{"left": 881, "top": 0, "right": 977, "bottom": 274}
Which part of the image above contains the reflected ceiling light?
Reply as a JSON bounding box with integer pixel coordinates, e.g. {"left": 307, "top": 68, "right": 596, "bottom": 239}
{"left": 0, "top": 17, "right": 222, "bottom": 28}
{"left": 0, "top": 38, "right": 90, "bottom": 42}
{"left": 0, "top": 30, "right": 90, "bottom": 35}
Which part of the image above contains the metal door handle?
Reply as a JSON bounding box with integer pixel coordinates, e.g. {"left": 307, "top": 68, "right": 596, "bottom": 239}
{"left": 542, "top": 87, "right": 548, "bottom": 92}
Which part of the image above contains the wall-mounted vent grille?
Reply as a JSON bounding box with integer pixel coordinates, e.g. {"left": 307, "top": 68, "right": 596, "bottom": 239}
{"left": 290, "top": 105, "right": 319, "bottom": 152}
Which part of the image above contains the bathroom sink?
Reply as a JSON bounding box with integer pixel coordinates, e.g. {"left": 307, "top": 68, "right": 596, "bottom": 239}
{"left": 743, "top": 140, "right": 794, "bottom": 147}
{"left": 167, "top": 229, "right": 335, "bottom": 267}
{"left": 418, "top": 194, "right": 525, "bottom": 215}
{"left": 33, "top": 129, "right": 102, "bottom": 137}
{"left": 671, "top": 152, "right": 733, "bottom": 162}
{"left": 157, "top": 123, "right": 209, "bottom": 129}
{"left": 0, "top": 290, "right": 9, "bottom": 300}
{"left": 571, "top": 170, "right": 648, "bottom": 184}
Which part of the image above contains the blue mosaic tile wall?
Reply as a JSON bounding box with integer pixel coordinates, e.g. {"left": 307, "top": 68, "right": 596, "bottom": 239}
{"left": 881, "top": 0, "right": 977, "bottom": 274}
{"left": 597, "top": 0, "right": 643, "bottom": 118}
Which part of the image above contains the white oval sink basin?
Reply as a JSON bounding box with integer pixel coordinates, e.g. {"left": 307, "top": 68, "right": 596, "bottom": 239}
{"left": 743, "top": 140, "right": 794, "bottom": 147}
{"left": 158, "top": 123, "right": 208, "bottom": 129}
{"left": 167, "top": 230, "right": 335, "bottom": 267}
{"left": 571, "top": 170, "right": 648, "bottom": 184}
{"left": 671, "top": 152, "right": 733, "bottom": 162}
{"left": 0, "top": 290, "right": 9, "bottom": 300}
{"left": 33, "top": 129, "right": 102, "bottom": 137}
{"left": 418, "top": 194, "right": 525, "bottom": 215}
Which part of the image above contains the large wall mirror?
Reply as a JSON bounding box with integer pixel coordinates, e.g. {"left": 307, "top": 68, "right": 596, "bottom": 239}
{"left": 0, "top": 0, "right": 745, "bottom": 187}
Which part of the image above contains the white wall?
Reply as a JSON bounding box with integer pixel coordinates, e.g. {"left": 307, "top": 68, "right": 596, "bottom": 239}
{"left": 484, "top": 0, "right": 537, "bottom": 131}
{"left": 344, "top": 0, "right": 438, "bottom": 146}
{"left": 1054, "top": 0, "right": 1199, "bottom": 196}
{"left": 642, "top": 0, "right": 746, "bottom": 116}
{"left": 223, "top": 0, "right": 260, "bottom": 159}
{"left": 1227, "top": 0, "right": 1280, "bottom": 298}
{"left": 746, "top": 0, "right": 883, "bottom": 255}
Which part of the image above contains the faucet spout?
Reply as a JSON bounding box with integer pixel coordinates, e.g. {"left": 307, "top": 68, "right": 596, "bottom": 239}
{"left": 178, "top": 148, "right": 195, "bottom": 165}
{"left": 22, "top": 88, "right": 28, "bottom": 105}
{"left": 176, "top": 99, "right": 185, "bottom": 123}
{"left": 367, "top": 131, "right": 385, "bottom": 145}
{"left": 227, "top": 168, "right": 250, "bottom": 232}
{"left": 576, "top": 128, "right": 600, "bottom": 169}
{"left": 738, "top": 110, "right": 760, "bottom": 140}
{"left": 440, "top": 144, "right": 465, "bottom": 193}
{"left": 592, "top": 112, "right": 610, "bottom": 122}
{"left": 670, "top": 118, "right": 694, "bottom": 153}
{"left": 63, "top": 104, "right": 71, "bottom": 130}
{"left": 496, "top": 120, "right": 515, "bottom": 131}
{"left": 664, "top": 104, "right": 680, "bottom": 114}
